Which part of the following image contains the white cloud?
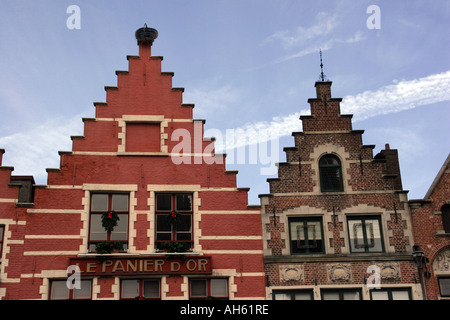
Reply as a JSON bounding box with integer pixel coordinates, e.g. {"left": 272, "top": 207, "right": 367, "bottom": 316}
{"left": 341, "top": 70, "right": 450, "bottom": 121}
{"left": 261, "top": 11, "right": 365, "bottom": 64}
{"left": 0, "top": 115, "right": 83, "bottom": 183}
{"left": 224, "top": 70, "right": 450, "bottom": 149}
{"left": 261, "top": 12, "right": 340, "bottom": 49}
{"left": 275, "top": 31, "right": 365, "bottom": 64}
{"left": 1, "top": 71, "right": 448, "bottom": 182}
{"left": 184, "top": 84, "right": 240, "bottom": 118}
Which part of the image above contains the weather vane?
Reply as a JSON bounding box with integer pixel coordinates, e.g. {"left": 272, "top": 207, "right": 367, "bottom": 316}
{"left": 319, "top": 49, "right": 328, "bottom": 82}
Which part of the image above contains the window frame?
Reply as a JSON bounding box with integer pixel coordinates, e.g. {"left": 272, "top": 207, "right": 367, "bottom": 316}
{"left": 438, "top": 277, "right": 450, "bottom": 297}
{"left": 120, "top": 278, "right": 161, "bottom": 300}
{"left": 370, "top": 288, "right": 412, "bottom": 300}
{"left": 88, "top": 193, "right": 129, "bottom": 252}
{"left": 189, "top": 278, "right": 229, "bottom": 300}
{"left": 319, "top": 154, "right": 344, "bottom": 192}
{"left": 288, "top": 217, "right": 325, "bottom": 255}
{"left": 441, "top": 204, "right": 450, "bottom": 234}
{"left": 272, "top": 289, "right": 314, "bottom": 300}
{"left": 0, "top": 225, "right": 4, "bottom": 264}
{"left": 155, "top": 193, "right": 193, "bottom": 251}
{"left": 347, "top": 215, "right": 385, "bottom": 253}
{"left": 49, "top": 279, "right": 92, "bottom": 300}
{"left": 321, "top": 288, "right": 362, "bottom": 300}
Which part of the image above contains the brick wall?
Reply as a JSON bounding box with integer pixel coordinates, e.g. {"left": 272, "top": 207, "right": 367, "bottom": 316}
{"left": 261, "top": 80, "right": 420, "bottom": 300}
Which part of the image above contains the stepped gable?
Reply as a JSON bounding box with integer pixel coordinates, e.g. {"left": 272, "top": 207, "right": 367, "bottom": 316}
{"left": 46, "top": 27, "right": 244, "bottom": 194}
{"left": 267, "top": 80, "right": 404, "bottom": 196}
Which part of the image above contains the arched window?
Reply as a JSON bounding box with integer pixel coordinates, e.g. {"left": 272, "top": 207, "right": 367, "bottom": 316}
{"left": 319, "top": 154, "right": 344, "bottom": 192}
{"left": 441, "top": 204, "right": 450, "bottom": 234}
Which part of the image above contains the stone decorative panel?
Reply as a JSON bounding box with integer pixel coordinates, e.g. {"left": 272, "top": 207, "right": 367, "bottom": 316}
{"left": 379, "top": 263, "right": 401, "bottom": 281}
{"left": 327, "top": 263, "right": 351, "bottom": 282}
{"left": 279, "top": 264, "right": 304, "bottom": 282}
{"left": 434, "top": 248, "right": 450, "bottom": 272}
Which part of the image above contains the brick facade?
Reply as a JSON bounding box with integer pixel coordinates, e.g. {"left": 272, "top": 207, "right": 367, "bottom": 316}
{"left": 409, "top": 155, "right": 450, "bottom": 300}
{"left": 260, "top": 81, "right": 422, "bottom": 300}
{"left": 0, "top": 27, "right": 265, "bottom": 300}
{"left": 0, "top": 26, "right": 447, "bottom": 301}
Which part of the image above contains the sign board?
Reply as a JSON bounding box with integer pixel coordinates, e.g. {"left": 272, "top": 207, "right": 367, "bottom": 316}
{"left": 69, "top": 256, "right": 212, "bottom": 276}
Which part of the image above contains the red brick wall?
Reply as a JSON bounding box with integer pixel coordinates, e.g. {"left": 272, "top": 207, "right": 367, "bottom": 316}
{"left": 0, "top": 38, "right": 265, "bottom": 300}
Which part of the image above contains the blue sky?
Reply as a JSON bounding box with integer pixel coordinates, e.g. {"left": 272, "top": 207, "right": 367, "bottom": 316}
{"left": 0, "top": 0, "right": 449, "bottom": 204}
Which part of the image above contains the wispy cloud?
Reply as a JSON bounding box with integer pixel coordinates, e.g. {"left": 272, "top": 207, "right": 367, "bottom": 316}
{"left": 1, "top": 72, "right": 448, "bottom": 181}
{"left": 261, "top": 12, "right": 340, "bottom": 49}
{"left": 222, "top": 70, "right": 450, "bottom": 150}
{"left": 275, "top": 31, "right": 365, "bottom": 64}
{"left": 261, "top": 11, "right": 365, "bottom": 64}
{"left": 0, "top": 115, "right": 83, "bottom": 183}
{"left": 184, "top": 84, "right": 240, "bottom": 118}
{"left": 341, "top": 70, "right": 450, "bottom": 121}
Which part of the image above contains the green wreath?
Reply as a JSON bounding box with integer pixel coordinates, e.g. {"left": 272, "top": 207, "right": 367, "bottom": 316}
{"left": 168, "top": 210, "right": 182, "bottom": 230}
{"left": 101, "top": 211, "right": 120, "bottom": 232}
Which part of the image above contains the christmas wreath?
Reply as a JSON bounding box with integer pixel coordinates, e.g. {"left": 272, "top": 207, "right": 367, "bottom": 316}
{"left": 101, "top": 210, "right": 120, "bottom": 232}
{"left": 168, "top": 210, "right": 182, "bottom": 230}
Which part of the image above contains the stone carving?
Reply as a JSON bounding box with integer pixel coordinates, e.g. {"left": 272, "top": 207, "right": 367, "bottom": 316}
{"left": 327, "top": 263, "right": 351, "bottom": 282}
{"left": 279, "top": 264, "right": 304, "bottom": 282}
{"left": 434, "top": 248, "right": 450, "bottom": 272}
{"left": 379, "top": 263, "right": 401, "bottom": 281}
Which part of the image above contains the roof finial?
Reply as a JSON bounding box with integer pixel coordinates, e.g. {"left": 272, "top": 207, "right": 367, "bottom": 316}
{"left": 319, "top": 49, "right": 328, "bottom": 82}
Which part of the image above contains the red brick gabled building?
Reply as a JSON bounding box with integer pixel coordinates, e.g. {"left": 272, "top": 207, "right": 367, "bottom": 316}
{"left": 0, "top": 27, "right": 266, "bottom": 300}
{"left": 409, "top": 154, "right": 450, "bottom": 300}
{"left": 260, "top": 80, "right": 422, "bottom": 300}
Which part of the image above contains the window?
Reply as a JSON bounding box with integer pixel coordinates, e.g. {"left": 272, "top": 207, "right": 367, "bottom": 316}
{"left": 0, "top": 225, "right": 4, "bottom": 264}
{"left": 321, "top": 289, "right": 361, "bottom": 300}
{"left": 126, "top": 122, "right": 161, "bottom": 152}
{"left": 155, "top": 193, "right": 193, "bottom": 251}
{"left": 189, "top": 279, "right": 228, "bottom": 299}
{"left": 438, "top": 278, "right": 450, "bottom": 297}
{"left": 50, "top": 279, "right": 92, "bottom": 300}
{"left": 348, "top": 216, "right": 384, "bottom": 253}
{"left": 289, "top": 217, "right": 324, "bottom": 254}
{"left": 121, "top": 279, "right": 160, "bottom": 300}
{"left": 273, "top": 290, "right": 314, "bottom": 300}
{"left": 441, "top": 204, "right": 450, "bottom": 233}
{"left": 370, "top": 288, "right": 411, "bottom": 300}
{"left": 89, "top": 193, "right": 129, "bottom": 252}
{"left": 319, "top": 154, "right": 343, "bottom": 192}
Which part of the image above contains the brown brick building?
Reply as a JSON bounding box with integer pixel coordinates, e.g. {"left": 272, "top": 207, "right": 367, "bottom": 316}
{"left": 260, "top": 80, "right": 422, "bottom": 300}
{"left": 409, "top": 155, "right": 450, "bottom": 300}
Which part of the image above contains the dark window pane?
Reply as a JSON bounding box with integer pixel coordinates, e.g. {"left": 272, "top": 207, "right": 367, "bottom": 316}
{"left": 176, "top": 194, "right": 192, "bottom": 211}
{"left": 176, "top": 233, "right": 192, "bottom": 241}
{"left": 319, "top": 155, "right": 343, "bottom": 192}
{"left": 442, "top": 205, "right": 450, "bottom": 233}
{"left": 144, "top": 280, "right": 160, "bottom": 298}
{"left": 191, "top": 280, "right": 207, "bottom": 297}
{"left": 177, "top": 214, "right": 191, "bottom": 232}
{"left": 439, "top": 278, "right": 450, "bottom": 297}
{"left": 156, "top": 214, "right": 172, "bottom": 231}
{"left": 156, "top": 194, "right": 172, "bottom": 211}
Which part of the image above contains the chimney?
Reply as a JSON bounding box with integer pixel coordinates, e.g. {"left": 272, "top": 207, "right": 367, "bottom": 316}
{"left": 135, "top": 24, "right": 158, "bottom": 59}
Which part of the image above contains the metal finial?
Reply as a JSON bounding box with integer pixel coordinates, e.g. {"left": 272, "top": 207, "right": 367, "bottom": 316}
{"left": 319, "top": 49, "right": 327, "bottom": 82}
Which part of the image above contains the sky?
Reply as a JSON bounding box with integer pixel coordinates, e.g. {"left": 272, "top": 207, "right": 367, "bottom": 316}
{"left": 0, "top": 0, "right": 449, "bottom": 205}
